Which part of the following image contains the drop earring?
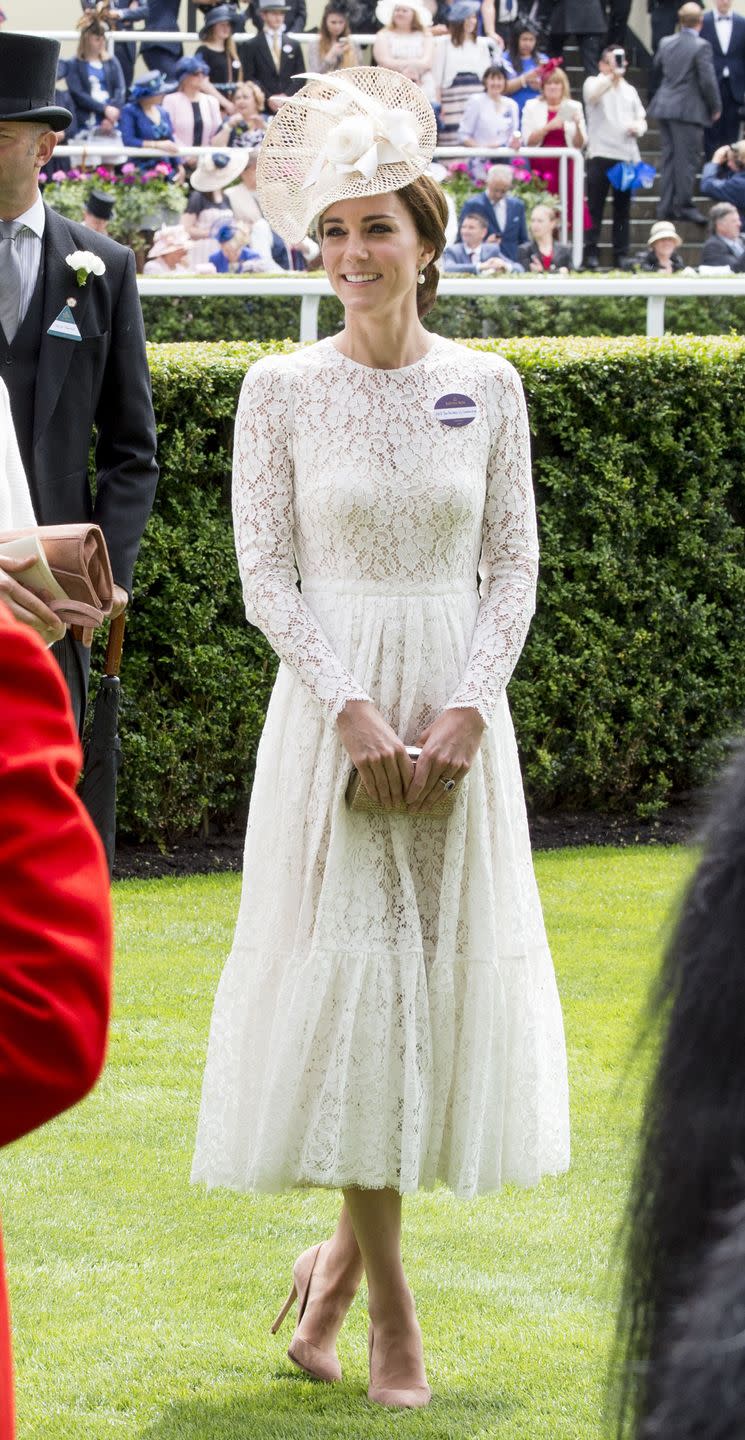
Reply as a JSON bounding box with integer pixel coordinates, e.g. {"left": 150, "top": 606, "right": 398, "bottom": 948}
{"left": 417, "top": 270, "right": 426, "bottom": 285}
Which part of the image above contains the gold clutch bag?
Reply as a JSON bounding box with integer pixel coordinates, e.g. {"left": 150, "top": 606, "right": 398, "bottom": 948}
{"left": 345, "top": 746, "right": 457, "bottom": 818}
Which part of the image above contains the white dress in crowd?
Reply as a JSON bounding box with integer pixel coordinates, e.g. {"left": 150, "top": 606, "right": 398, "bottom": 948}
{"left": 0, "top": 378, "right": 35, "bottom": 530}
{"left": 191, "top": 337, "right": 570, "bottom": 1200}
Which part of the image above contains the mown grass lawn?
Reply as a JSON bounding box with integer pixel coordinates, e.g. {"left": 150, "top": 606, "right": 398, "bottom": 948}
{"left": 1, "top": 848, "right": 694, "bottom": 1440}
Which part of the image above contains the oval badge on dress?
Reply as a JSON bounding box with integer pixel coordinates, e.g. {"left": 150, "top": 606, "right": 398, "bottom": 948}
{"left": 432, "top": 393, "right": 478, "bottom": 428}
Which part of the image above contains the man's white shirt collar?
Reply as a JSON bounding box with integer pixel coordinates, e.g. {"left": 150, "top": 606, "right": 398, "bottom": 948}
{"left": 13, "top": 191, "right": 45, "bottom": 239}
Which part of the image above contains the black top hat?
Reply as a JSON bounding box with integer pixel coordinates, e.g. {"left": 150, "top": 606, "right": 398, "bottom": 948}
{"left": 0, "top": 33, "right": 73, "bottom": 130}
{"left": 84, "top": 189, "right": 116, "bottom": 220}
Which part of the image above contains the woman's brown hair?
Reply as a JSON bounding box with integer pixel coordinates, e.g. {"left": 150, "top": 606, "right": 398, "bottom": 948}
{"left": 76, "top": 19, "right": 107, "bottom": 60}
{"left": 397, "top": 174, "right": 448, "bottom": 319}
{"left": 317, "top": 176, "right": 447, "bottom": 318}
{"left": 205, "top": 21, "right": 243, "bottom": 85}
{"left": 541, "top": 65, "right": 570, "bottom": 99}
{"left": 319, "top": 4, "right": 356, "bottom": 64}
{"left": 234, "top": 79, "right": 265, "bottom": 111}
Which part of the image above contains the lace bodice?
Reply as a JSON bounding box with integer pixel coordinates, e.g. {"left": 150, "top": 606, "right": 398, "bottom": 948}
{"left": 232, "top": 336, "right": 538, "bottom": 726}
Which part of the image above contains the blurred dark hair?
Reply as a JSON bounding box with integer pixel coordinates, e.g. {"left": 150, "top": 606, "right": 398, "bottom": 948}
{"left": 637, "top": 1193, "right": 745, "bottom": 1440}
{"left": 319, "top": 0, "right": 354, "bottom": 58}
{"left": 614, "top": 739, "right": 745, "bottom": 1437}
{"left": 507, "top": 18, "right": 539, "bottom": 69}
{"left": 482, "top": 63, "right": 508, "bottom": 87}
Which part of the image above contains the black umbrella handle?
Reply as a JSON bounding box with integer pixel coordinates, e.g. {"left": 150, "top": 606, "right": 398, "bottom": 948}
{"left": 105, "top": 612, "right": 126, "bottom": 679}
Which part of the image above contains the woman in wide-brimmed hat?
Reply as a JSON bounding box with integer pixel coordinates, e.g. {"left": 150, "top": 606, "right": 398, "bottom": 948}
{"left": 119, "top": 70, "right": 180, "bottom": 158}
{"left": 163, "top": 55, "right": 224, "bottom": 149}
{"left": 373, "top": 1, "right": 437, "bottom": 101}
{"left": 192, "top": 65, "right": 569, "bottom": 1412}
{"left": 634, "top": 218, "right": 686, "bottom": 272}
{"left": 183, "top": 148, "right": 248, "bottom": 240}
{"left": 195, "top": 2, "right": 244, "bottom": 114}
{"left": 143, "top": 223, "right": 193, "bottom": 273}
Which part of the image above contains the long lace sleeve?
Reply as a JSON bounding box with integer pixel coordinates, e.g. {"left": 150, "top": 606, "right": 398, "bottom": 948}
{"left": 445, "top": 360, "right": 538, "bottom": 726}
{"left": 232, "top": 360, "right": 373, "bottom": 720}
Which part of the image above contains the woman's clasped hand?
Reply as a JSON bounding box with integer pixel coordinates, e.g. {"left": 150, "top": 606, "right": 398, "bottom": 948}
{"left": 337, "top": 698, "right": 485, "bottom": 813}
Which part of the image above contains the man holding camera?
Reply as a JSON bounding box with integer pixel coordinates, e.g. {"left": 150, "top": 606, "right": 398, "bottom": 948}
{"left": 700, "top": 138, "right": 745, "bottom": 223}
{"left": 649, "top": 1, "right": 721, "bottom": 224}
{"left": 583, "top": 46, "right": 648, "bottom": 268}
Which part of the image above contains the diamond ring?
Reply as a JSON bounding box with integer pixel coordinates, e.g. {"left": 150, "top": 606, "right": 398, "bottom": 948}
{"left": 439, "top": 777, "right": 456, "bottom": 793}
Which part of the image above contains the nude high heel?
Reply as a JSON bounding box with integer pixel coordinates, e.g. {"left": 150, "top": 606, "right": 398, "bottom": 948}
{"left": 270, "top": 1241, "right": 342, "bottom": 1383}
{"left": 367, "top": 1320, "right": 432, "bottom": 1408}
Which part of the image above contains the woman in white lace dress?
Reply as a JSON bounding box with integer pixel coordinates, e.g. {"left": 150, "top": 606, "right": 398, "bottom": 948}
{"left": 192, "top": 66, "right": 569, "bottom": 1410}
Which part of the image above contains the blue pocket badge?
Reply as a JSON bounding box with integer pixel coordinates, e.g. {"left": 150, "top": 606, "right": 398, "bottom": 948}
{"left": 47, "top": 305, "right": 82, "bottom": 341}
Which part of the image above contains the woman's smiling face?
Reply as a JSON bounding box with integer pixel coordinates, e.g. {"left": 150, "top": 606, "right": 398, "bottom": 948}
{"left": 543, "top": 75, "right": 564, "bottom": 106}
{"left": 319, "top": 192, "right": 433, "bottom": 315}
{"left": 485, "top": 71, "right": 506, "bottom": 99}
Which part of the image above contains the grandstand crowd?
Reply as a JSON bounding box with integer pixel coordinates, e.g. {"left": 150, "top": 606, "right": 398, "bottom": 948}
{"left": 28, "top": 0, "right": 745, "bottom": 273}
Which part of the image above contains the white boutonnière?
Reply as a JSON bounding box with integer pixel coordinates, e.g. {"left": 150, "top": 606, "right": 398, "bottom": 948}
{"left": 65, "top": 250, "right": 106, "bottom": 287}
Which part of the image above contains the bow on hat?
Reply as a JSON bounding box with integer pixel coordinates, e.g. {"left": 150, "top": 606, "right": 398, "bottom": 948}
{"left": 77, "top": 3, "right": 115, "bottom": 29}
{"left": 298, "top": 71, "right": 425, "bottom": 191}
{"left": 537, "top": 56, "right": 565, "bottom": 80}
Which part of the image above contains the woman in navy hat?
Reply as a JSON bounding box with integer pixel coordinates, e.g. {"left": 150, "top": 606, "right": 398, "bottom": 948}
{"left": 119, "top": 69, "right": 180, "bottom": 159}
{"left": 163, "top": 54, "right": 223, "bottom": 147}
{"left": 207, "top": 219, "right": 263, "bottom": 270}
{"left": 196, "top": 4, "right": 244, "bottom": 116}
{"left": 65, "top": 15, "right": 126, "bottom": 140}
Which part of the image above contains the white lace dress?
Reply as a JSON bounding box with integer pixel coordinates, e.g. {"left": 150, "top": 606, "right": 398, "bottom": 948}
{"left": 191, "top": 336, "right": 570, "bottom": 1200}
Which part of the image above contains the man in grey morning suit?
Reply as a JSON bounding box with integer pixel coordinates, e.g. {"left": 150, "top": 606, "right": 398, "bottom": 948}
{"left": 649, "top": 1, "right": 721, "bottom": 222}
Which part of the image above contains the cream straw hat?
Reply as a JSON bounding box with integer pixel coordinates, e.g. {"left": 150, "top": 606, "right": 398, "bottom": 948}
{"left": 147, "top": 224, "right": 191, "bottom": 258}
{"left": 190, "top": 149, "right": 249, "bottom": 193}
{"left": 648, "top": 220, "right": 682, "bottom": 246}
{"left": 375, "top": 0, "right": 433, "bottom": 28}
{"left": 256, "top": 67, "right": 437, "bottom": 245}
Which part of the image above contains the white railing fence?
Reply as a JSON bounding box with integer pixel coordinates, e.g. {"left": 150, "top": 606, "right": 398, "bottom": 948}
{"left": 135, "top": 273, "right": 745, "bottom": 340}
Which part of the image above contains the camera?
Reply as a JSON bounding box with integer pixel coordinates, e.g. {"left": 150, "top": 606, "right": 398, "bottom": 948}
{"left": 613, "top": 48, "right": 626, "bottom": 68}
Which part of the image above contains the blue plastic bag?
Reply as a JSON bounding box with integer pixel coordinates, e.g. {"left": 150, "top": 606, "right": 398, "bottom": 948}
{"left": 606, "top": 160, "right": 657, "bottom": 192}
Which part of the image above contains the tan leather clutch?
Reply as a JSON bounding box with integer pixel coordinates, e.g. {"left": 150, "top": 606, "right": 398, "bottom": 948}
{"left": 0, "top": 523, "right": 114, "bottom": 629}
{"left": 346, "top": 746, "right": 457, "bottom": 818}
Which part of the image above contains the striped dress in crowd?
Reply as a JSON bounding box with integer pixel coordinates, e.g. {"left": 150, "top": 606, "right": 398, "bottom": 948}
{"left": 434, "top": 35, "right": 496, "bottom": 142}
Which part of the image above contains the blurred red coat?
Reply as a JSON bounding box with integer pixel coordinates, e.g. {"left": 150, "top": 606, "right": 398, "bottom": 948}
{"left": 0, "top": 603, "right": 113, "bottom": 1440}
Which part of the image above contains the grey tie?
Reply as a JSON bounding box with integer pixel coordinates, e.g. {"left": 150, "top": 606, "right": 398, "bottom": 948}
{"left": 0, "top": 220, "right": 24, "bottom": 344}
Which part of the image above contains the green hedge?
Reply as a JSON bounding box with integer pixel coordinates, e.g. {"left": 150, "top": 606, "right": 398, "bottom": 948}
{"left": 102, "top": 336, "right": 745, "bottom": 842}
{"left": 140, "top": 292, "right": 745, "bottom": 344}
